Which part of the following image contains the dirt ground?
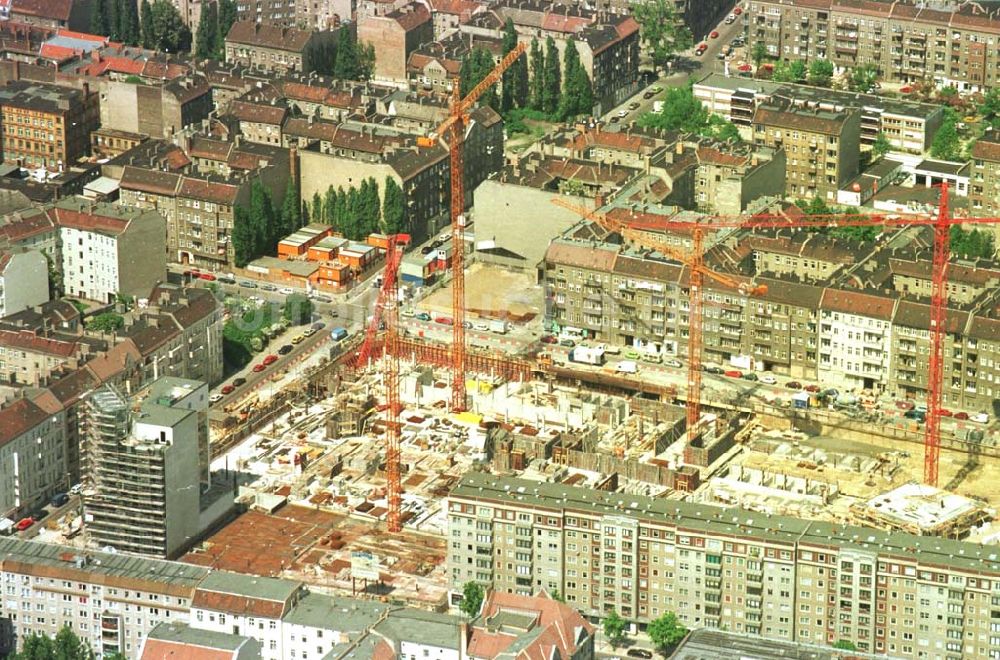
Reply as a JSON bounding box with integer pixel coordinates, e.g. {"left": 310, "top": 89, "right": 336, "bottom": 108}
{"left": 418, "top": 262, "right": 543, "bottom": 320}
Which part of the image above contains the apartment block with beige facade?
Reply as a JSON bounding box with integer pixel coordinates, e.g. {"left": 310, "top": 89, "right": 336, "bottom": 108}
{"left": 449, "top": 472, "right": 1000, "bottom": 658}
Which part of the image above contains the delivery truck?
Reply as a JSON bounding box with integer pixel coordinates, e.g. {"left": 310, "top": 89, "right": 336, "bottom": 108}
{"left": 570, "top": 345, "right": 606, "bottom": 366}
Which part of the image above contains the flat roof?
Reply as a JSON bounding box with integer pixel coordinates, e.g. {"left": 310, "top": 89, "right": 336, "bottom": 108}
{"left": 373, "top": 608, "right": 464, "bottom": 650}
{"left": 146, "top": 621, "right": 249, "bottom": 651}
{"left": 914, "top": 159, "right": 970, "bottom": 176}
{"left": 859, "top": 484, "right": 981, "bottom": 530}
{"left": 196, "top": 570, "right": 301, "bottom": 603}
{"left": 250, "top": 256, "right": 318, "bottom": 277}
{"left": 670, "top": 629, "right": 835, "bottom": 660}
{"left": 283, "top": 592, "right": 388, "bottom": 632}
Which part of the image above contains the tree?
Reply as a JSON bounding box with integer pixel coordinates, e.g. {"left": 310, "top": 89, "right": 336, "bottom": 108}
{"left": 334, "top": 25, "right": 358, "bottom": 79}
{"left": 950, "top": 226, "right": 995, "bottom": 258}
{"left": 358, "top": 42, "right": 376, "bottom": 81}
{"left": 930, "top": 117, "right": 961, "bottom": 161}
{"left": 648, "top": 611, "right": 688, "bottom": 653}
{"left": 501, "top": 18, "right": 527, "bottom": 112}
{"left": 280, "top": 177, "right": 302, "bottom": 235}
{"left": 772, "top": 59, "right": 806, "bottom": 83}
{"left": 542, "top": 36, "right": 561, "bottom": 115}
{"left": 143, "top": 0, "right": 191, "bottom": 52}
{"left": 12, "top": 625, "right": 95, "bottom": 660}
{"left": 603, "top": 610, "right": 627, "bottom": 649}
{"left": 90, "top": 0, "right": 109, "bottom": 36}
{"left": 118, "top": 0, "right": 141, "bottom": 45}
{"left": 807, "top": 58, "right": 834, "bottom": 87}
{"left": 460, "top": 581, "right": 485, "bottom": 617}
{"left": 86, "top": 313, "right": 125, "bottom": 333}
{"left": 461, "top": 48, "right": 499, "bottom": 110}
{"left": 194, "top": 0, "right": 218, "bottom": 59}
{"left": 529, "top": 38, "right": 544, "bottom": 111}
{"left": 311, "top": 191, "right": 323, "bottom": 223}
{"left": 557, "top": 38, "right": 588, "bottom": 120}
{"left": 249, "top": 180, "right": 276, "bottom": 254}
{"left": 833, "top": 640, "right": 857, "bottom": 651}
{"left": 872, "top": 132, "right": 891, "bottom": 159}
{"left": 638, "top": 83, "right": 707, "bottom": 132}
{"left": 232, "top": 205, "right": 254, "bottom": 267}
{"left": 357, "top": 177, "right": 381, "bottom": 237}
{"left": 751, "top": 41, "right": 768, "bottom": 68}
{"left": 980, "top": 87, "right": 1000, "bottom": 131}
{"left": 382, "top": 176, "right": 406, "bottom": 233}
{"left": 216, "top": 0, "right": 237, "bottom": 57}
{"left": 283, "top": 293, "right": 313, "bottom": 325}
{"left": 849, "top": 63, "right": 879, "bottom": 92}
{"left": 632, "top": 0, "right": 692, "bottom": 70}
{"left": 139, "top": 0, "right": 154, "bottom": 48}
{"left": 550, "top": 589, "right": 565, "bottom": 602}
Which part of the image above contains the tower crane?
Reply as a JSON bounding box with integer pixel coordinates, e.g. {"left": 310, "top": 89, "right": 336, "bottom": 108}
{"left": 555, "top": 185, "right": 972, "bottom": 487}
{"left": 418, "top": 42, "right": 527, "bottom": 412}
{"left": 550, "top": 198, "right": 767, "bottom": 440}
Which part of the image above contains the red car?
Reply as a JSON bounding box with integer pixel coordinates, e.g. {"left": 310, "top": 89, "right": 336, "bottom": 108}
{"left": 262, "top": 354, "right": 278, "bottom": 366}
{"left": 252, "top": 363, "right": 266, "bottom": 373}
{"left": 540, "top": 335, "right": 558, "bottom": 344}
{"left": 895, "top": 400, "right": 915, "bottom": 411}
{"left": 724, "top": 369, "right": 742, "bottom": 379}
{"left": 221, "top": 384, "right": 235, "bottom": 395}
{"left": 955, "top": 411, "right": 970, "bottom": 420}
{"left": 939, "top": 408, "right": 953, "bottom": 417}
{"left": 199, "top": 272, "right": 217, "bottom": 281}
{"left": 785, "top": 381, "right": 802, "bottom": 389}
{"left": 804, "top": 384, "right": 820, "bottom": 393}
{"left": 184, "top": 269, "right": 200, "bottom": 278}
{"left": 733, "top": 6, "right": 743, "bottom": 14}
{"left": 15, "top": 517, "right": 33, "bottom": 531}
{"left": 435, "top": 316, "right": 454, "bottom": 325}
{"left": 710, "top": 30, "right": 720, "bottom": 39}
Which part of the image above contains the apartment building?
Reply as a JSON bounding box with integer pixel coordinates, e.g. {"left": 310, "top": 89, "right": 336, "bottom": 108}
{"left": 359, "top": 2, "right": 434, "bottom": 85}
{"left": 970, "top": 133, "right": 1000, "bottom": 233}
{"left": 83, "top": 379, "right": 205, "bottom": 559}
{"left": 224, "top": 22, "right": 323, "bottom": 74}
{"left": 0, "top": 398, "right": 66, "bottom": 519}
{"left": 99, "top": 75, "right": 213, "bottom": 140}
{"left": 746, "top": 0, "right": 1000, "bottom": 92}
{"left": 694, "top": 74, "right": 944, "bottom": 155}
{"left": 45, "top": 199, "right": 167, "bottom": 303}
{"left": 0, "top": 326, "right": 102, "bottom": 386}
{"left": 0, "top": 80, "right": 99, "bottom": 171}
{"left": 449, "top": 472, "right": 1000, "bottom": 658}
{"left": 753, "top": 96, "right": 860, "bottom": 201}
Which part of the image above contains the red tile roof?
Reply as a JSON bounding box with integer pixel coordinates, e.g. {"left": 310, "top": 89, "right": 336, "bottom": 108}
{"left": 0, "top": 399, "right": 51, "bottom": 447}
{"left": 697, "top": 145, "right": 750, "bottom": 168}
{"left": 230, "top": 100, "right": 287, "bottom": 125}
{"left": 545, "top": 240, "right": 618, "bottom": 271}
{"left": 0, "top": 328, "right": 79, "bottom": 357}
{"left": 225, "top": 21, "right": 314, "bottom": 52}
{"left": 48, "top": 207, "right": 131, "bottom": 236}
{"left": 11, "top": 0, "right": 72, "bottom": 21}
{"left": 477, "top": 591, "right": 594, "bottom": 659}
{"left": 190, "top": 591, "right": 287, "bottom": 619}
{"left": 178, "top": 178, "right": 240, "bottom": 205}
{"left": 140, "top": 639, "right": 239, "bottom": 660}
{"left": 0, "top": 210, "right": 56, "bottom": 243}
{"left": 972, "top": 137, "right": 1000, "bottom": 162}
{"left": 388, "top": 3, "right": 432, "bottom": 31}
{"left": 820, "top": 288, "right": 895, "bottom": 320}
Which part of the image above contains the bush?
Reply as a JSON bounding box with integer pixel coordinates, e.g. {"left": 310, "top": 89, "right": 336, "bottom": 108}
{"left": 86, "top": 312, "right": 125, "bottom": 333}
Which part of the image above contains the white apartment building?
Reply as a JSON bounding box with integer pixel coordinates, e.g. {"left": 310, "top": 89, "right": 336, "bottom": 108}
{"left": 0, "top": 249, "right": 48, "bottom": 319}
{"left": 817, "top": 289, "right": 897, "bottom": 392}
{"left": 0, "top": 398, "right": 66, "bottom": 519}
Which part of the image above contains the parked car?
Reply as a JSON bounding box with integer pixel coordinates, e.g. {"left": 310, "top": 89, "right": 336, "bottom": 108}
{"left": 199, "top": 272, "right": 217, "bottom": 281}
{"left": 559, "top": 338, "right": 576, "bottom": 347}
{"left": 209, "top": 393, "right": 223, "bottom": 404}
{"left": 650, "top": 85, "right": 663, "bottom": 93}
{"left": 252, "top": 363, "right": 267, "bottom": 373}
{"left": 262, "top": 354, "right": 278, "bottom": 366}
{"left": 804, "top": 384, "right": 821, "bottom": 392}
{"left": 703, "top": 365, "right": 724, "bottom": 375}
{"left": 50, "top": 493, "right": 69, "bottom": 508}
{"left": 416, "top": 312, "right": 432, "bottom": 321}
{"left": 895, "top": 400, "right": 915, "bottom": 411}
{"left": 628, "top": 101, "right": 640, "bottom": 110}
{"left": 904, "top": 409, "right": 926, "bottom": 422}
{"left": 624, "top": 348, "right": 640, "bottom": 359}
{"left": 70, "top": 484, "right": 82, "bottom": 495}
{"left": 643, "top": 90, "right": 655, "bottom": 100}
{"left": 724, "top": 369, "right": 743, "bottom": 378}
{"left": 311, "top": 321, "right": 326, "bottom": 331}
{"left": 743, "top": 372, "right": 759, "bottom": 381}
{"left": 291, "top": 334, "right": 305, "bottom": 344}
{"left": 239, "top": 280, "right": 257, "bottom": 288}
{"left": 278, "top": 344, "right": 293, "bottom": 356}
{"left": 260, "top": 283, "right": 277, "bottom": 292}
{"left": 955, "top": 411, "right": 970, "bottom": 420}
{"left": 232, "top": 377, "right": 247, "bottom": 387}
{"left": 609, "top": 115, "right": 621, "bottom": 123}
{"left": 474, "top": 321, "right": 490, "bottom": 331}
{"left": 221, "top": 384, "right": 236, "bottom": 395}
{"left": 665, "top": 358, "right": 683, "bottom": 368}
{"left": 972, "top": 412, "right": 990, "bottom": 424}
{"left": 279, "top": 287, "right": 294, "bottom": 295}
{"left": 15, "top": 518, "right": 33, "bottom": 532}
{"left": 759, "top": 373, "right": 778, "bottom": 385}
{"left": 617, "top": 109, "right": 628, "bottom": 118}
{"left": 939, "top": 408, "right": 953, "bottom": 417}
{"left": 710, "top": 30, "right": 720, "bottom": 38}
{"left": 725, "top": 13, "right": 736, "bottom": 23}
{"left": 303, "top": 327, "right": 317, "bottom": 337}
{"left": 785, "top": 381, "right": 802, "bottom": 389}
{"left": 435, "top": 316, "right": 454, "bottom": 325}
{"left": 627, "top": 650, "right": 653, "bottom": 659}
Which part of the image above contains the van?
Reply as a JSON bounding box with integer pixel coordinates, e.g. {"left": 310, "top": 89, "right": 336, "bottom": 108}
{"left": 601, "top": 343, "right": 621, "bottom": 355}
{"left": 330, "top": 327, "right": 348, "bottom": 341}
{"left": 641, "top": 353, "right": 662, "bottom": 364}
{"left": 616, "top": 360, "right": 639, "bottom": 374}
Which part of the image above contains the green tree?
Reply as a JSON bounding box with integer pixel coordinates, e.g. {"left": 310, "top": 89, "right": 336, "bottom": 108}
{"left": 90, "top": 0, "right": 109, "bottom": 36}
{"left": 14, "top": 632, "right": 56, "bottom": 660}
{"left": 119, "top": 0, "right": 141, "bottom": 45}
{"left": 312, "top": 191, "right": 323, "bottom": 223}
{"left": 460, "top": 581, "right": 485, "bottom": 617}
{"left": 632, "top": 0, "right": 692, "bottom": 70}
{"left": 550, "top": 589, "right": 565, "bottom": 602}
{"left": 638, "top": 83, "right": 707, "bottom": 132}
{"left": 833, "top": 640, "right": 857, "bottom": 651}
{"left": 359, "top": 177, "right": 381, "bottom": 237}
{"left": 216, "top": 0, "right": 237, "bottom": 57}
{"left": 139, "top": 0, "right": 154, "bottom": 48}
{"left": 109, "top": 0, "right": 122, "bottom": 40}
{"left": 603, "top": 610, "right": 627, "bottom": 649}
{"left": 529, "top": 38, "right": 544, "bottom": 111}
{"left": 872, "top": 132, "right": 891, "bottom": 159}
{"left": 283, "top": 293, "right": 313, "bottom": 325}
{"left": 751, "top": 41, "right": 768, "bottom": 68}
{"left": 772, "top": 59, "right": 806, "bottom": 83}
{"left": 12, "top": 625, "right": 95, "bottom": 660}
{"left": 248, "top": 180, "right": 275, "bottom": 255}
{"left": 807, "top": 58, "right": 834, "bottom": 86}
{"left": 281, "top": 177, "right": 302, "bottom": 235}
{"left": 542, "top": 36, "right": 561, "bottom": 115}
{"left": 382, "top": 176, "right": 406, "bottom": 233}
{"left": 86, "top": 313, "right": 125, "bottom": 333}
{"left": 501, "top": 18, "right": 526, "bottom": 112}
{"left": 930, "top": 117, "right": 961, "bottom": 161}
{"left": 334, "top": 25, "right": 357, "bottom": 79}
{"left": 143, "top": 0, "right": 191, "bottom": 52}
{"left": 950, "top": 226, "right": 995, "bottom": 258}
{"left": 648, "top": 611, "right": 688, "bottom": 653}
{"left": 557, "top": 38, "right": 582, "bottom": 119}
{"left": 359, "top": 42, "right": 376, "bottom": 80}
{"left": 849, "top": 63, "right": 879, "bottom": 92}
{"left": 194, "top": 0, "right": 218, "bottom": 58}
{"left": 980, "top": 87, "right": 1000, "bottom": 131}
{"left": 232, "top": 204, "right": 254, "bottom": 267}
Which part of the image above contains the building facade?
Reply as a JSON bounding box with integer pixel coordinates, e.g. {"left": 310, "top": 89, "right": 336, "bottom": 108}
{"left": 0, "top": 248, "right": 48, "bottom": 318}
{"left": 0, "top": 81, "right": 100, "bottom": 171}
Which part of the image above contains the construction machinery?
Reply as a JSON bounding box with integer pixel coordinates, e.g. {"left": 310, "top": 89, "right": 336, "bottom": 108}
{"left": 418, "top": 42, "right": 527, "bottom": 412}
{"left": 554, "top": 185, "right": 977, "bottom": 487}
{"left": 549, "top": 198, "right": 768, "bottom": 442}
{"left": 352, "top": 234, "right": 410, "bottom": 369}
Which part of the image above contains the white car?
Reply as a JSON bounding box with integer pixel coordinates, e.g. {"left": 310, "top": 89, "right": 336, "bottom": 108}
{"left": 209, "top": 393, "right": 223, "bottom": 404}
{"left": 617, "top": 109, "right": 629, "bottom": 118}
{"left": 759, "top": 373, "right": 778, "bottom": 385}
{"left": 665, "top": 358, "right": 682, "bottom": 368}
{"left": 401, "top": 309, "right": 416, "bottom": 318}
{"left": 473, "top": 321, "right": 489, "bottom": 331}
{"left": 279, "top": 287, "right": 295, "bottom": 295}
{"left": 972, "top": 412, "right": 990, "bottom": 424}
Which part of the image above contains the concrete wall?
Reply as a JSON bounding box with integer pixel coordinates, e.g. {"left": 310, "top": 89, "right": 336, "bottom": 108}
{"left": 299, "top": 149, "right": 397, "bottom": 207}
{"left": 117, "top": 210, "right": 168, "bottom": 300}
{"left": 473, "top": 181, "right": 592, "bottom": 268}
{"left": 0, "top": 250, "right": 49, "bottom": 318}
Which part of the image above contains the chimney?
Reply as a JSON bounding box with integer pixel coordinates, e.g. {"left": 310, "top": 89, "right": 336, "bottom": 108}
{"left": 675, "top": 141, "right": 683, "bottom": 155}
{"left": 459, "top": 621, "right": 469, "bottom": 659}
{"left": 290, "top": 145, "right": 300, "bottom": 189}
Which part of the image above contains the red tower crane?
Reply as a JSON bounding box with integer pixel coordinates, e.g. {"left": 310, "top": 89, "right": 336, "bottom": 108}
{"left": 418, "top": 43, "right": 527, "bottom": 412}
{"left": 556, "top": 185, "right": 972, "bottom": 487}
{"left": 550, "top": 198, "right": 767, "bottom": 440}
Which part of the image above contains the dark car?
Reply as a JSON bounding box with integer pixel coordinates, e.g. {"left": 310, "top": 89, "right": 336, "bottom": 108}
{"left": 278, "top": 344, "right": 293, "bottom": 356}
{"left": 626, "top": 650, "right": 653, "bottom": 659}
{"left": 311, "top": 321, "right": 326, "bottom": 331}
{"left": 785, "top": 381, "right": 802, "bottom": 389}
{"left": 743, "top": 372, "right": 759, "bottom": 381}
{"left": 559, "top": 338, "right": 576, "bottom": 347}
{"left": 233, "top": 377, "right": 247, "bottom": 387}
{"left": 954, "top": 411, "right": 970, "bottom": 420}
{"left": 31, "top": 508, "right": 48, "bottom": 522}
{"left": 643, "top": 91, "right": 655, "bottom": 100}
{"left": 905, "top": 409, "right": 926, "bottom": 423}
{"left": 540, "top": 335, "right": 558, "bottom": 344}
{"left": 260, "top": 283, "right": 277, "bottom": 292}
{"left": 50, "top": 493, "right": 69, "bottom": 507}
{"left": 703, "top": 365, "right": 724, "bottom": 374}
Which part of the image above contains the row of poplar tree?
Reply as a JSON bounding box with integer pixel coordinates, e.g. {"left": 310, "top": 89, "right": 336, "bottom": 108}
{"left": 90, "top": 0, "right": 209, "bottom": 54}
{"left": 461, "top": 18, "right": 594, "bottom": 120}
{"left": 306, "top": 177, "right": 406, "bottom": 242}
